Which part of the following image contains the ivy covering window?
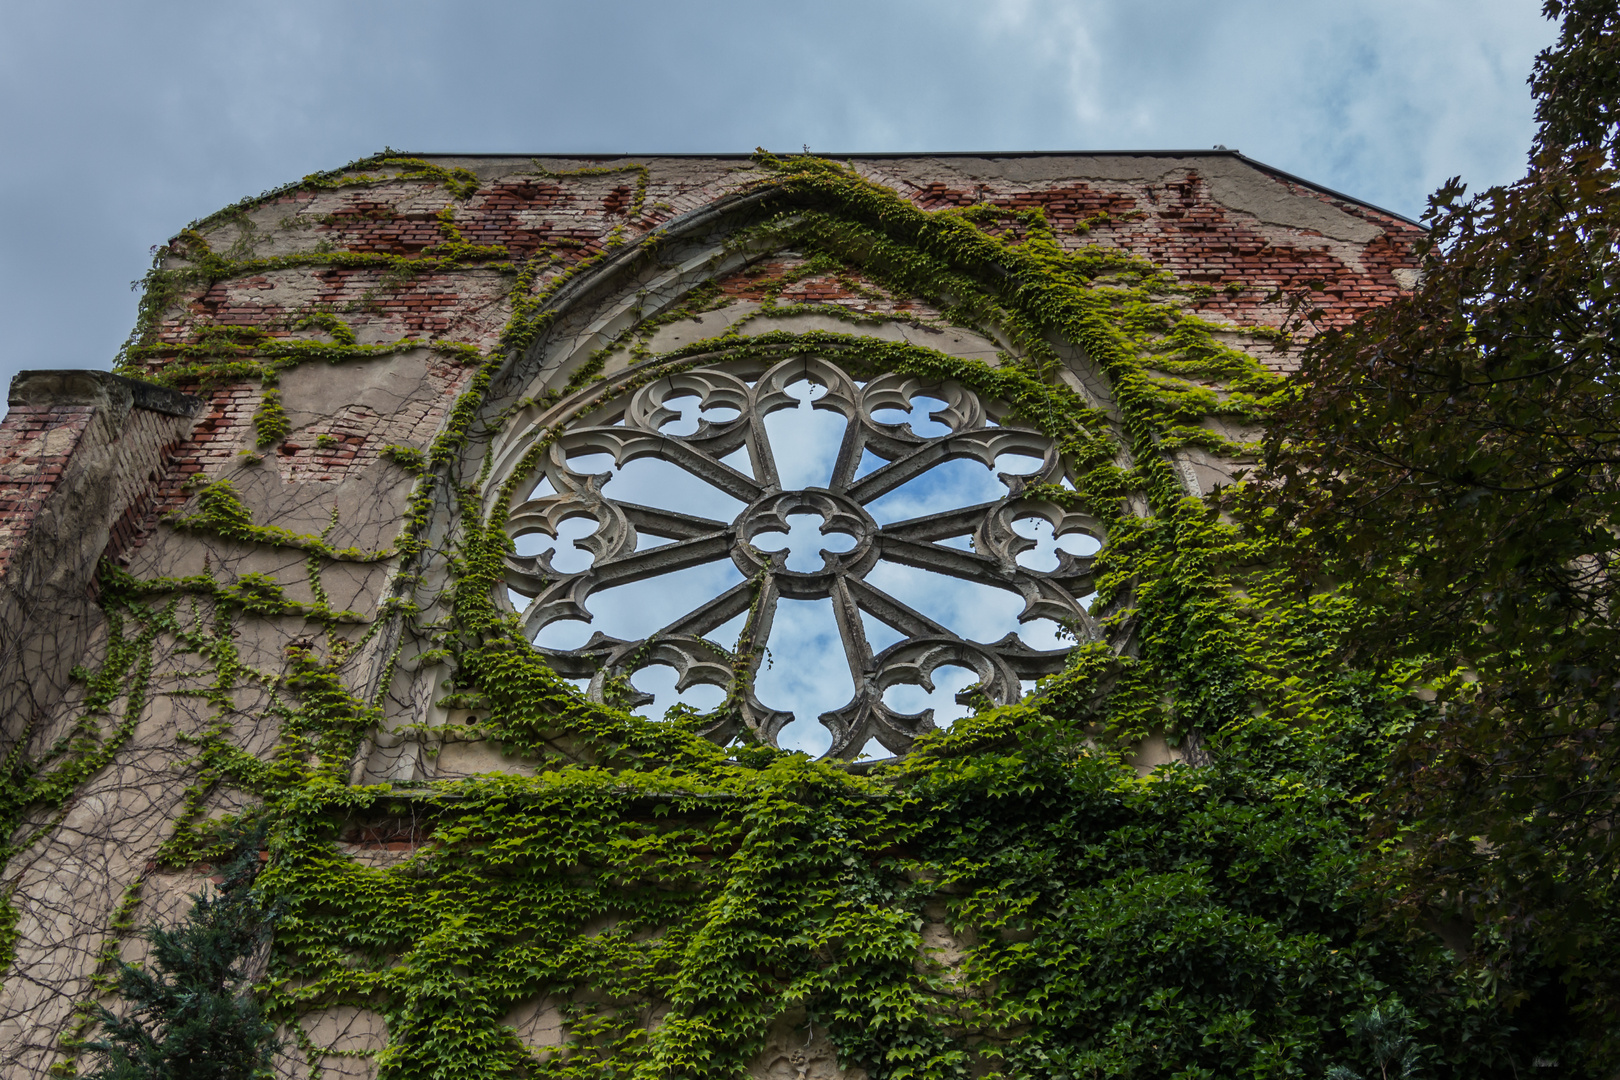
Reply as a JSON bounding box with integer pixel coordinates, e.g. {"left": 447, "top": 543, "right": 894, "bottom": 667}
{"left": 501, "top": 354, "right": 1103, "bottom": 759}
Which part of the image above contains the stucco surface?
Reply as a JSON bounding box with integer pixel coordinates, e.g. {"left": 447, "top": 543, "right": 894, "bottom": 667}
{"left": 0, "top": 153, "right": 1423, "bottom": 1077}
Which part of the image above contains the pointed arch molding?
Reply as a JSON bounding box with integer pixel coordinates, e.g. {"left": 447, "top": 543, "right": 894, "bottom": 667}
{"left": 472, "top": 192, "right": 1137, "bottom": 759}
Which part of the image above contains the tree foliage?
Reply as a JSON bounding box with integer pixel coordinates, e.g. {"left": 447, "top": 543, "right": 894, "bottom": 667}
{"left": 1255, "top": 0, "right": 1620, "bottom": 1060}
{"left": 83, "top": 836, "right": 279, "bottom": 1080}
{"left": 34, "top": 76, "right": 1620, "bottom": 1075}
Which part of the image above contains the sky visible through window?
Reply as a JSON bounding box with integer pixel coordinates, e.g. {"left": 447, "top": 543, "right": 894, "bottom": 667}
{"left": 513, "top": 379, "right": 1098, "bottom": 756}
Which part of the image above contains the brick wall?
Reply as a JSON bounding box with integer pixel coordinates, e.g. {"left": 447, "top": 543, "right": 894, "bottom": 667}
{"left": 0, "top": 372, "right": 197, "bottom": 756}
{"left": 0, "top": 153, "right": 1425, "bottom": 1076}
{"left": 0, "top": 402, "right": 95, "bottom": 579}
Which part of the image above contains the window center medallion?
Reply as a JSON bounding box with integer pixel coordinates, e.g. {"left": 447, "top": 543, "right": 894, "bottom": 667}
{"left": 502, "top": 355, "right": 1102, "bottom": 760}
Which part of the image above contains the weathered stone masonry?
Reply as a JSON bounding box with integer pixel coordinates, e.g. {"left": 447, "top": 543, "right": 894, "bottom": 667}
{"left": 0, "top": 152, "right": 1423, "bottom": 1078}
{"left": 0, "top": 372, "right": 198, "bottom": 752}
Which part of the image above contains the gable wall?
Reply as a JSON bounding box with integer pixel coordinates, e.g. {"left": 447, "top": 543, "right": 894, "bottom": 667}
{"left": 0, "top": 153, "right": 1422, "bottom": 1077}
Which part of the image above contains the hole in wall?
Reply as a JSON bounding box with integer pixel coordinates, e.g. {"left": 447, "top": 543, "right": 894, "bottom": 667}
{"left": 656, "top": 394, "right": 740, "bottom": 436}
{"left": 864, "top": 459, "right": 1005, "bottom": 524}
{"left": 762, "top": 379, "right": 847, "bottom": 490}
{"left": 514, "top": 359, "right": 1100, "bottom": 752}
{"left": 629, "top": 664, "right": 727, "bottom": 722}
{"left": 1011, "top": 517, "right": 1100, "bottom": 571}
{"left": 863, "top": 561, "right": 1024, "bottom": 644}
{"left": 533, "top": 560, "right": 746, "bottom": 649}
{"left": 870, "top": 394, "right": 953, "bottom": 437}
{"left": 512, "top": 516, "right": 599, "bottom": 572}
{"left": 564, "top": 451, "right": 747, "bottom": 519}
{"left": 751, "top": 513, "right": 858, "bottom": 573}
{"left": 882, "top": 663, "right": 979, "bottom": 728}
{"left": 754, "top": 597, "right": 848, "bottom": 757}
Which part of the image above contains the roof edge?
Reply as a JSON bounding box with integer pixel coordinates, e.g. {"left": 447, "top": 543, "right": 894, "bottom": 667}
{"left": 404, "top": 148, "right": 1428, "bottom": 230}
{"left": 1232, "top": 153, "right": 1425, "bottom": 229}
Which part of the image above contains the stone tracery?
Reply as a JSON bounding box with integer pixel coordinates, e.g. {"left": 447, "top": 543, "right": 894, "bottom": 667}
{"left": 0, "top": 150, "right": 1439, "bottom": 1078}
{"left": 502, "top": 354, "right": 1104, "bottom": 758}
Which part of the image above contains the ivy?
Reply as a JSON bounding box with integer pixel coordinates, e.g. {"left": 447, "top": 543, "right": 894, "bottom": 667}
{"left": 379, "top": 444, "right": 427, "bottom": 473}
{"left": 11, "top": 151, "right": 1589, "bottom": 1078}
{"left": 165, "top": 478, "right": 391, "bottom": 563}
{"left": 252, "top": 389, "right": 288, "bottom": 448}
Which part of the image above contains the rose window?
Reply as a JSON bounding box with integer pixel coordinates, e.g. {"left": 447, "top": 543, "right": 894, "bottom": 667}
{"left": 501, "top": 356, "right": 1102, "bottom": 760}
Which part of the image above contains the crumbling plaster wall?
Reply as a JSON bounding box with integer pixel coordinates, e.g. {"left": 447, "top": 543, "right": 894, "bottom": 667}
{"left": 0, "top": 372, "right": 198, "bottom": 757}
{"left": 0, "top": 153, "right": 1422, "bottom": 1078}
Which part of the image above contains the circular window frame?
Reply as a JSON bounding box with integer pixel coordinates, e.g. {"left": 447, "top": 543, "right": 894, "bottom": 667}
{"left": 496, "top": 351, "right": 1105, "bottom": 759}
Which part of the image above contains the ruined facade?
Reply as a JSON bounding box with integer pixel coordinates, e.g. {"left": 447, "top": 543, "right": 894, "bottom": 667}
{"left": 0, "top": 153, "right": 1427, "bottom": 1078}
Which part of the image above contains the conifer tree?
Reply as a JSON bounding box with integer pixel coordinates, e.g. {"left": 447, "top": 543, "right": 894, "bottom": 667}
{"left": 83, "top": 833, "right": 279, "bottom": 1080}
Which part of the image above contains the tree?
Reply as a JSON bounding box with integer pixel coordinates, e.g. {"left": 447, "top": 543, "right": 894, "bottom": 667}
{"left": 1254, "top": 0, "right": 1620, "bottom": 1064}
{"left": 83, "top": 835, "right": 279, "bottom": 1080}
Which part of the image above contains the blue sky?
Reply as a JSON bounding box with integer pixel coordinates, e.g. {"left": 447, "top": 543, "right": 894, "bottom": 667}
{"left": 0, "top": 0, "right": 1560, "bottom": 752}
{"left": 521, "top": 383, "right": 1092, "bottom": 753}
{"left": 0, "top": 1, "right": 1556, "bottom": 393}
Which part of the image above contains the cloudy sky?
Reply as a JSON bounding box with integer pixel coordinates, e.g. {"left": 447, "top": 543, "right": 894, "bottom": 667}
{"left": 523, "top": 384, "right": 1091, "bottom": 753}
{"left": 0, "top": 0, "right": 1561, "bottom": 752}
{"left": 0, "top": 0, "right": 1557, "bottom": 393}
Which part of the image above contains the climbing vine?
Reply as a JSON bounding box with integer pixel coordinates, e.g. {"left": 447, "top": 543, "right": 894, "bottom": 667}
{"left": 8, "top": 152, "right": 1590, "bottom": 1079}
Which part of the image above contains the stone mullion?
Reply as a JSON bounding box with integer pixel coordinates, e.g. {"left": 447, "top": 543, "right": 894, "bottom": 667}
{"left": 827, "top": 414, "right": 869, "bottom": 494}
{"left": 742, "top": 406, "right": 781, "bottom": 491}
{"left": 733, "top": 572, "right": 794, "bottom": 742}
{"left": 649, "top": 580, "right": 757, "bottom": 641}
{"left": 875, "top": 533, "right": 1018, "bottom": 594}
{"left": 828, "top": 576, "right": 876, "bottom": 693}
{"left": 617, "top": 503, "right": 731, "bottom": 542}
{"left": 518, "top": 532, "right": 732, "bottom": 637}
{"left": 843, "top": 438, "right": 948, "bottom": 505}
{"left": 876, "top": 503, "right": 1000, "bottom": 544}
{"left": 842, "top": 576, "right": 955, "bottom": 641}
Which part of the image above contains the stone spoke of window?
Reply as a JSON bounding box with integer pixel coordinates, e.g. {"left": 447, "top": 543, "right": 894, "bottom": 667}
{"left": 501, "top": 354, "right": 1107, "bottom": 760}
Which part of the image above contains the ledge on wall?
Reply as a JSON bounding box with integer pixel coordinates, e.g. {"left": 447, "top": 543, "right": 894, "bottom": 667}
{"left": 7, "top": 369, "right": 200, "bottom": 419}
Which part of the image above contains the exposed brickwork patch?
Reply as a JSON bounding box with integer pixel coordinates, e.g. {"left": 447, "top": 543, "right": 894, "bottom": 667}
{"left": 0, "top": 154, "right": 1429, "bottom": 1076}
{"left": 0, "top": 405, "right": 93, "bottom": 577}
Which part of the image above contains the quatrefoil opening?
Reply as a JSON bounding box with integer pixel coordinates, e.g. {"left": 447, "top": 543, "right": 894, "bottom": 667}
{"left": 500, "top": 356, "right": 1104, "bottom": 760}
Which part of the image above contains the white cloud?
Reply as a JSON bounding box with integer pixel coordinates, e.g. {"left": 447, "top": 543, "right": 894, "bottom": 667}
{"left": 0, "top": 0, "right": 1568, "bottom": 754}
{"left": 0, "top": 0, "right": 1560, "bottom": 389}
